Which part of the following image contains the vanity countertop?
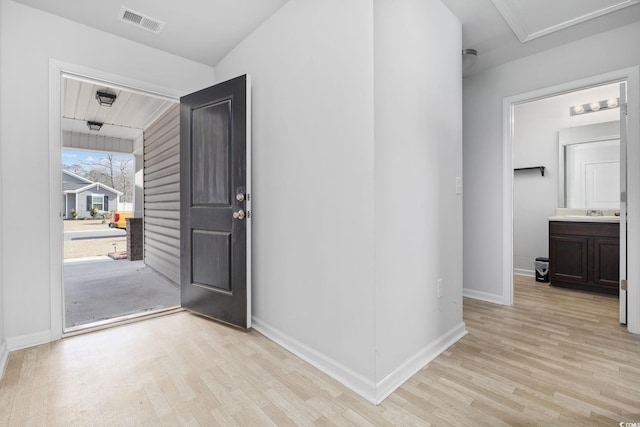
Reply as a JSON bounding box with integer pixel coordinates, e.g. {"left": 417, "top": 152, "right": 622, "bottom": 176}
{"left": 548, "top": 215, "right": 620, "bottom": 223}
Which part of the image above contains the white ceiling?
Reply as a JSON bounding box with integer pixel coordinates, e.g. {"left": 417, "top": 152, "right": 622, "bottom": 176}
{"left": 440, "top": 0, "right": 640, "bottom": 74}
{"left": 12, "top": 0, "right": 289, "bottom": 67}
{"left": 13, "top": 0, "right": 288, "bottom": 142}
{"left": 14, "top": 0, "right": 640, "bottom": 142}
{"left": 491, "top": 0, "right": 640, "bottom": 42}
{"left": 14, "top": 0, "right": 640, "bottom": 77}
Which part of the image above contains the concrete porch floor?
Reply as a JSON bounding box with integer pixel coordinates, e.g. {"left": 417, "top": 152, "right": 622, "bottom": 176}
{"left": 64, "top": 258, "right": 180, "bottom": 329}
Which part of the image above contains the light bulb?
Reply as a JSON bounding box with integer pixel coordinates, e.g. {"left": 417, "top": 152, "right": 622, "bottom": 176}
{"left": 607, "top": 98, "right": 619, "bottom": 108}
{"left": 590, "top": 102, "right": 601, "bottom": 111}
{"left": 573, "top": 105, "right": 585, "bottom": 114}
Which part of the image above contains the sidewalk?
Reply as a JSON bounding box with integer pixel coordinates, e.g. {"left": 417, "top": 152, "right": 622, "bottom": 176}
{"left": 64, "top": 219, "right": 109, "bottom": 232}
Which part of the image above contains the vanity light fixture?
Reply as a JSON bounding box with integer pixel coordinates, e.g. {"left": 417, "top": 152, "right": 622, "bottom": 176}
{"left": 87, "top": 121, "right": 103, "bottom": 131}
{"left": 570, "top": 98, "right": 620, "bottom": 116}
{"left": 96, "top": 91, "right": 117, "bottom": 107}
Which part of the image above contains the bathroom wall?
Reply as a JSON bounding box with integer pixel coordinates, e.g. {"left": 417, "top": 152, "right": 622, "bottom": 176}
{"left": 512, "top": 85, "right": 619, "bottom": 275}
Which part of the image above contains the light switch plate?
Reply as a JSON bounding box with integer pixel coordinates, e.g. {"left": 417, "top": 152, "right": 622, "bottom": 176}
{"left": 455, "top": 177, "right": 462, "bottom": 195}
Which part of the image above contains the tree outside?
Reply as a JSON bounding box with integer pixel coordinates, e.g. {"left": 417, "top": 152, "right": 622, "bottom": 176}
{"left": 63, "top": 149, "right": 135, "bottom": 204}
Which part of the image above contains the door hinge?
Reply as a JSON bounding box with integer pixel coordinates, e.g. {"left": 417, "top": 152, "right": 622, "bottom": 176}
{"left": 621, "top": 102, "right": 628, "bottom": 116}
{"left": 621, "top": 279, "right": 628, "bottom": 291}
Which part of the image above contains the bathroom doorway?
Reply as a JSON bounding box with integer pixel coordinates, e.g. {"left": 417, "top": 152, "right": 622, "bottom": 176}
{"left": 503, "top": 67, "right": 640, "bottom": 334}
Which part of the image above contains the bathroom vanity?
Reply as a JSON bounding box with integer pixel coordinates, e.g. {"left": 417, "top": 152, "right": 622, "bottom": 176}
{"left": 548, "top": 216, "right": 619, "bottom": 295}
{"left": 545, "top": 120, "right": 621, "bottom": 295}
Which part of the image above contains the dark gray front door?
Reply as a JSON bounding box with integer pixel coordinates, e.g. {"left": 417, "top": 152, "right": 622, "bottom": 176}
{"left": 180, "top": 75, "right": 251, "bottom": 329}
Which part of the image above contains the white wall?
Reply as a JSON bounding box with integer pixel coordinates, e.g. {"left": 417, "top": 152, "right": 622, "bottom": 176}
{"left": 2, "top": 0, "right": 464, "bottom": 401}
{"left": 0, "top": 0, "right": 214, "bottom": 348}
{"left": 373, "top": 0, "right": 465, "bottom": 393}
{"left": 215, "top": 0, "right": 464, "bottom": 403}
{"left": 463, "top": 21, "right": 640, "bottom": 302}
{"left": 214, "top": 0, "right": 378, "bottom": 398}
{"left": 0, "top": 0, "right": 6, "bottom": 375}
{"left": 513, "top": 85, "right": 619, "bottom": 275}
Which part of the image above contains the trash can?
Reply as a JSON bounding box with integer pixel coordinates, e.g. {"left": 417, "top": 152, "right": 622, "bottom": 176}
{"left": 535, "top": 257, "right": 549, "bottom": 282}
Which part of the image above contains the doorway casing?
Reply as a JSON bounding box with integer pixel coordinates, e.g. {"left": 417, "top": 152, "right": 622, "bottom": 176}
{"left": 49, "top": 59, "right": 182, "bottom": 340}
{"left": 502, "top": 66, "right": 640, "bottom": 334}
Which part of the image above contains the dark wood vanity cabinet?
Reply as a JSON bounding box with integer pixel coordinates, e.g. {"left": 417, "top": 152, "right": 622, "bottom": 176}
{"left": 549, "top": 221, "right": 619, "bottom": 294}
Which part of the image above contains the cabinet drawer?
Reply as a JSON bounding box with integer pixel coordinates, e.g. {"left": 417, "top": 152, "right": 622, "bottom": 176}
{"left": 549, "top": 221, "right": 619, "bottom": 238}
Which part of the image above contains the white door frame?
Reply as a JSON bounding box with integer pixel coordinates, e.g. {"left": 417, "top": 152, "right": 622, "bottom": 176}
{"left": 502, "top": 66, "right": 640, "bottom": 334}
{"left": 49, "top": 60, "right": 181, "bottom": 340}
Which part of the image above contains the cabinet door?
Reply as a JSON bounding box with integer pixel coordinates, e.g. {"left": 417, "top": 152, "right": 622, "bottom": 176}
{"left": 550, "top": 235, "right": 589, "bottom": 284}
{"left": 594, "top": 237, "right": 620, "bottom": 288}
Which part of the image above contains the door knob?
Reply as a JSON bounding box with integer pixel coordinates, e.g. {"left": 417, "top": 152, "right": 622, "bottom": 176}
{"left": 236, "top": 193, "right": 245, "bottom": 202}
{"left": 233, "top": 210, "right": 245, "bottom": 220}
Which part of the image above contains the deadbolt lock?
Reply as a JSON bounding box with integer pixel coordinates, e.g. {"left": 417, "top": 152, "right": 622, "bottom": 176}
{"left": 236, "top": 193, "right": 245, "bottom": 202}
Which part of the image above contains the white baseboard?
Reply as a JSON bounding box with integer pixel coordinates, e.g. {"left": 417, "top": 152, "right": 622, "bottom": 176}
{"left": 463, "top": 288, "right": 505, "bottom": 305}
{"left": 514, "top": 268, "right": 535, "bottom": 277}
{"left": 6, "top": 330, "right": 51, "bottom": 351}
{"left": 0, "top": 340, "right": 8, "bottom": 380}
{"left": 252, "top": 317, "right": 378, "bottom": 403}
{"left": 374, "top": 322, "right": 467, "bottom": 404}
{"left": 253, "top": 317, "right": 468, "bottom": 405}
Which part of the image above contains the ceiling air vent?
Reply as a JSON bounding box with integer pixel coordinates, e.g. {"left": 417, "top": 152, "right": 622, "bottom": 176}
{"left": 119, "top": 6, "right": 165, "bottom": 34}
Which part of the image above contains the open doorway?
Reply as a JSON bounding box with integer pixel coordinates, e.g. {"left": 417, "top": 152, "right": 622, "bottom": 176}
{"left": 512, "top": 83, "right": 622, "bottom": 276}
{"left": 60, "top": 75, "right": 181, "bottom": 332}
{"left": 502, "top": 67, "right": 640, "bottom": 334}
{"left": 512, "top": 82, "right": 623, "bottom": 313}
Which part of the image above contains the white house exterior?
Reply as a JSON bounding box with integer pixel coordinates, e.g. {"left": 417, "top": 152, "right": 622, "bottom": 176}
{"left": 62, "top": 170, "right": 122, "bottom": 219}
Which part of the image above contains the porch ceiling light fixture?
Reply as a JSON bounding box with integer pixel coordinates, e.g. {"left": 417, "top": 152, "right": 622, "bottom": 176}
{"left": 570, "top": 98, "right": 620, "bottom": 116}
{"left": 96, "top": 91, "right": 117, "bottom": 107}
{"left": 87, "top": 121, "right": 103, "bottom": 131}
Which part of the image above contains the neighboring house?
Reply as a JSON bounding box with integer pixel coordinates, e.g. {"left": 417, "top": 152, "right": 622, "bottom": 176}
{"left": 62, "top": 170, "right": 122, "bottom": 219}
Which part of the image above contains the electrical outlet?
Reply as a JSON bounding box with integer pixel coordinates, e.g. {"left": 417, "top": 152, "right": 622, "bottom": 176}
{"left": 455, "top": 177, "right": 462, "bottom": 195}
{"left": 437, "top": 278, "right": 443, "bottom": 299}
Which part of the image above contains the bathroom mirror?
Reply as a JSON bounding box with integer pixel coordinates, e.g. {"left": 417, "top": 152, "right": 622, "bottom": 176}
{"left": 558, "top": 121, "right": 620, "bottom": 209}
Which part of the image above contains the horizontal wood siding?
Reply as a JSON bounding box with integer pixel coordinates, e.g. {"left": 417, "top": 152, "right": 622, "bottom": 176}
{"left": 63, "top": 131, "right": 134, "bottom": 154}
{"left": 144, "top": 104, "right": 180, "bottom": 285}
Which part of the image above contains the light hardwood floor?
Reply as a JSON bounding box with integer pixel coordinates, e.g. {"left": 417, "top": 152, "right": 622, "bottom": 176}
{"left": 1, "top": 276, "right": 639, "bottom": 426}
